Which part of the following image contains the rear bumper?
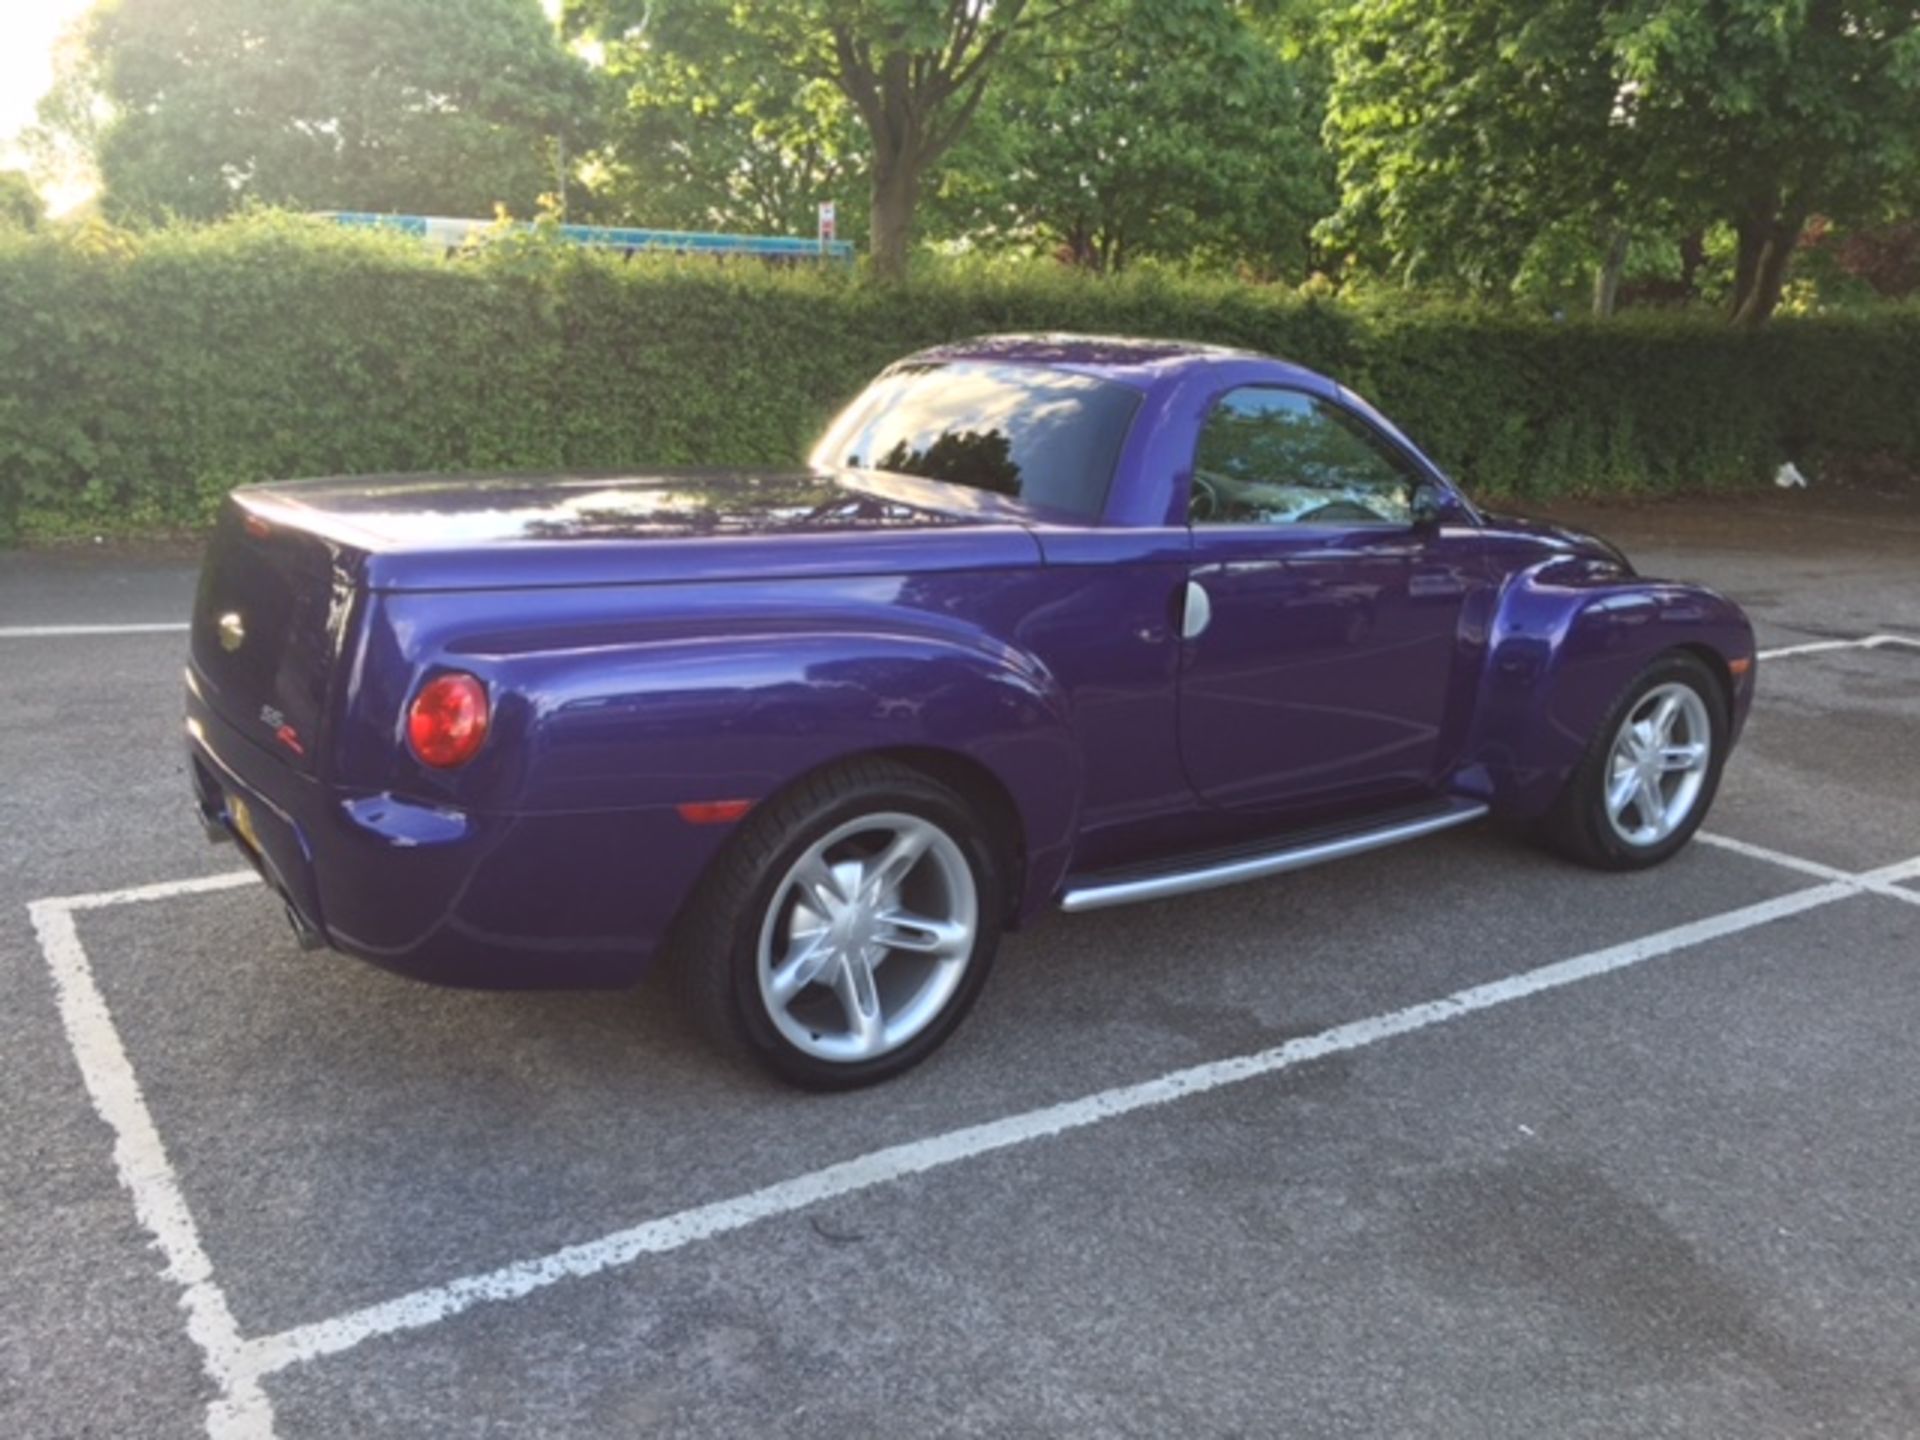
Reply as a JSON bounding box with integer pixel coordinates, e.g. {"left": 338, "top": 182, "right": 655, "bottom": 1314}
{"left": 185, "top": 679, "right": 720, "bottom": 989}
{"left": 188, "top": 706, "right": 334, "bottom": 951}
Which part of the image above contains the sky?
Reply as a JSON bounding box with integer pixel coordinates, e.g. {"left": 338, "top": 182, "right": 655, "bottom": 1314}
{"left": 0, "top": 0, "right": 96, "bottom": 207}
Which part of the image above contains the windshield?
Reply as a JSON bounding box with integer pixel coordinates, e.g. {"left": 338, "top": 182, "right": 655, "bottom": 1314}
{"left": 812, "top": 361, "right": 1141, "bottom": 520}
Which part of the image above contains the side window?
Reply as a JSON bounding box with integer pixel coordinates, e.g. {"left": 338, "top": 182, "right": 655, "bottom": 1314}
{"left": 1190, "top": 387, "right": 1417, "bottom": 526}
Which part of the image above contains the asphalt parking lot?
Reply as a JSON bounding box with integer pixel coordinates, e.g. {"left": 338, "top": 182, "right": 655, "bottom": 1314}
{"left": 3, "top": 493, "right": 1918, "bottom": 1440}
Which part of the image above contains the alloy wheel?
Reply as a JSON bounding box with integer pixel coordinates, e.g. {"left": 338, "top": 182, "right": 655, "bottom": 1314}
{"left": 755, "top": 811, "right": 979, "bottom": 1064}
{"left": 1603, "top": 681, "right": 1713, "bottom": 847}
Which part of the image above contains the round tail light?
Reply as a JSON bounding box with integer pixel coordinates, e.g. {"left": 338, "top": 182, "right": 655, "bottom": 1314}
{"left": 407, "top": 672, "right": 490, "bottom": 768}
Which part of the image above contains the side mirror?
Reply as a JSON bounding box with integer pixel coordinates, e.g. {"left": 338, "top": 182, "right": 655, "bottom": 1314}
{"left": 1409, "top": 480, "right": 1447, "bottom": 533}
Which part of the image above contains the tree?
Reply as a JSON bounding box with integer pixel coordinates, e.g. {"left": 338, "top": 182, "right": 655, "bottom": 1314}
{"left": 1320, "top": 0, "right": 1646, "bottom": 308}
{"left": 945, "top": 0, "right": 1330, "bottom": 275}
{"left": 822, "top": 0, "right": 1082, "bottom": 277}
{"left": 1827, "top": 219, "right": 1920, "bottom": 300}
{"left": 0, "top": 172, "right": 44, "bottom": 231}
{"left": 581, "top": 5, "right": 867, "bottom": 236}
{"left": 1608, "top": 0, "right": 1920, "bottom": 326}
{"left": 1322, "top": 0, "right": 1920, "bottom": 323}
{"left": 58, "top": 0, "right": 599, "bottom": 222}
{"left": 568, "top": 0, "right": 1100, "bottom": 279}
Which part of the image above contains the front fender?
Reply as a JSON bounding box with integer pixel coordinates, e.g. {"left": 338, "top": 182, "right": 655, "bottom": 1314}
{"left": 1465, "top": 556, "right": 1755, "bottom": 819}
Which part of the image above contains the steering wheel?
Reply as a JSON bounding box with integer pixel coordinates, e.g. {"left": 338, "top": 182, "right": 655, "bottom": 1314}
{"left": 1293, "top": 498, "right": 1384, "bottom": 525}
{"left": 1188, "top": 471, "right": 1221, "bottom": 522}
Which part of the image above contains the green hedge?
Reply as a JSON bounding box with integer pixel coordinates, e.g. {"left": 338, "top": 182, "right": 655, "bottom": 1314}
{"left": 3, "top": 212, "right": 1917, "bottom": 540}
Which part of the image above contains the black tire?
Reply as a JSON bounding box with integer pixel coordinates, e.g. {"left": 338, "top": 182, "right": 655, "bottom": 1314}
{"left": 671, "top": 758, "right": 1005, "bottom": 1090}
{"left": 1538, "top": 651, "right": 1730, "bottom": 871}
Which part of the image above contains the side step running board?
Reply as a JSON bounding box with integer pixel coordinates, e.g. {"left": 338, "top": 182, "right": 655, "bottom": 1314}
{"left": 1059, "top": 799, "right": 1490, "bottom": 914}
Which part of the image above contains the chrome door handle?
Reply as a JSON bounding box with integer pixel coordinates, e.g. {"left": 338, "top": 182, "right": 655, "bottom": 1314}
{"left": 1181, "top": 580, "right": 1212, "bottom": 640}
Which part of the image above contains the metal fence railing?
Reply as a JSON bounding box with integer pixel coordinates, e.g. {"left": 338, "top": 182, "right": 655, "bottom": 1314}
{"left": 314, "top": 212, "right": 856, "bottom": 264}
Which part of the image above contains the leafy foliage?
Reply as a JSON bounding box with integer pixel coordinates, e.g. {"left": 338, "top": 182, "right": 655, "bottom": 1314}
{"left": 1824, "top": 220, "right": 1920, "bottom": 301}
{"left": 1608, "top": 0, "right": 1920, "bottom": 324}
{"left": 3, "top": 214, "right": 1915, "bottom": 542}
{"left": 0, "top": 173, "right": 44, "bottom": 231}
{"left": 566, "top": 0, "right": 1106, "bottom": 278}
{"left": 62, "top": 0, "right": 599, "bottom": 222}
{"left": 1322, "top": 0, "right": 1636, "bottom": 294}
{"left": 575, "top": 4, "right": 866, "bottom": 237}
{"left": 943, "top": 0, "right": 1330, "bottom": 274}
{"left": 1324, "top": 0, "right": 1920, "bottom": 321}
{"left": 27, "top": 0, "right": 1920, "bottom": 316}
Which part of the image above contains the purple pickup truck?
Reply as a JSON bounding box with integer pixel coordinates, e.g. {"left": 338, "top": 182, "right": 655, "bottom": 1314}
{"left": 186, "top": 333, "right": 1754, "bottom": 1087}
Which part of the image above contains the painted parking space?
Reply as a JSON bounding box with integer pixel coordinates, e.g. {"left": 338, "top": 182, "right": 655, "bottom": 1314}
{"left": 1711, "top": 640, "right": 1920, "bottom": 873}
{"left": 37, "top": 837, "right": 1826, "bottom": 1322}
{"left": 27, "top": 803, "right": 1920, "bottom": 1437}
{"left": 255, "top": 898, "right": 1920, "bottom": 1440}
{"left": 21, "top": 635, "right": 1920, "bottom": 1438}
{"left": 5, "top": 505, "right": 1919, "bottom": 1439}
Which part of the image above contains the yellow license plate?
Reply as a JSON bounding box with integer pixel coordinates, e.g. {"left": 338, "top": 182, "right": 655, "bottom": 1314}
{"left": 228, "top": 794, "right": 262, "bottom": 852}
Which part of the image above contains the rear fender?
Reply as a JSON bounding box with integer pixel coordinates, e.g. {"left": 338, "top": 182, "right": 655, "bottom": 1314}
{"left": 339, "top": 585, "right": 1082, "bottom": 918}
{"left": 1464, "top": 556, "right": 1755, "bottom": 819}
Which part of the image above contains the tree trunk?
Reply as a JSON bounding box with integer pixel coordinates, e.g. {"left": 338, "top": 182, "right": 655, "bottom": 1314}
{"left": 1730, "top": 205, "right": 1804, "bottom": 328}
{"left": 1731, "top": 214, "right": 1763, "bottom": 321}
{"left": 1091, "top": 228, "right": 1119, "bottom": 275}
{"left": 1677, "top": 229, "right": 1705, "bottom": 299}
{"left": 868, "top": 153, "right": 920, "bottom": 283}
{"left": 1067, "top": 221, "right": 1098, "bottom": 268}
{"left": 1591, "top": 226, "right": 1629, "bottom": 318}
{"left": 829, "top": 12, "right": 1009, "bottom": 287}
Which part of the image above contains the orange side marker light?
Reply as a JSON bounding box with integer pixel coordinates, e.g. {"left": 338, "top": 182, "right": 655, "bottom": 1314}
{"left": 677, "top": 799, "right": 754, "bottom": 825}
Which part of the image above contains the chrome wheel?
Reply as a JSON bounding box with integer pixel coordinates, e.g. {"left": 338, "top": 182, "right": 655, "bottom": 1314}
{"left": 1603, "top": 681, "right": 1712, "bottom": 847}
{"left": 756, "top": 811, "right": 979, "bottom": 1064}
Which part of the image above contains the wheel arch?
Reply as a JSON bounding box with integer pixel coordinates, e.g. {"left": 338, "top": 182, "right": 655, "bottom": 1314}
{"left": 432, "top": 607, "right": 1083, "bottom": 875}
{"left": 863, "top": 745, "right": 1029, "bottom": 920}
{"left": 1674, "top": 641, "right": 1736, "bottom": 720}
{"left": 1467, "top": 561, "right": 1755, "bottom": 820}
{"left": 679, "top": 743, "right": 1039, "bottom": 932}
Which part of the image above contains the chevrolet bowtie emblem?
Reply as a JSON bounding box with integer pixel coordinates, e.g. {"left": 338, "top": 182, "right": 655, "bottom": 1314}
{"left": 217, "top": 612, "right": 245, "bottom": 652}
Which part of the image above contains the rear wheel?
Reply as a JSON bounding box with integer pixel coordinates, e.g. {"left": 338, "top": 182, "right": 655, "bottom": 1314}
{"left": 675, "top": 760, "right": 1004, "bottom": 1089}
{"left": 1540, "top": 652, "right": 1728, "bottom": 871}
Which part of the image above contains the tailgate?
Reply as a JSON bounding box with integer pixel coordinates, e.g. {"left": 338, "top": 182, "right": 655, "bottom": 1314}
{"left": 189, "top": 497, "right": 364, "bottom": 775}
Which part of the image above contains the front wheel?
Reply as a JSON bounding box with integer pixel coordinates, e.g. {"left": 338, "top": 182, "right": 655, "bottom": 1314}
{"left": 1540, "top": 652, "right": 1729, "bottom": 871}
{"left": 674, "top": 760, "right": 1005, "bottom": 1089}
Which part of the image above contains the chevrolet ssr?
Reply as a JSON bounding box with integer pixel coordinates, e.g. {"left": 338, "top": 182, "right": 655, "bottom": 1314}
{"left": 186, "top": 334, "right": 1754, "bottom": 1087}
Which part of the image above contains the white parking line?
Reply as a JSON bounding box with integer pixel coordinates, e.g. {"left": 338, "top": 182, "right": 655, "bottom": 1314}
{"left": 31, "top": 836, "right": 1920, "bottom": 1438}
{"left": 233, "top": 874, "right": 1862, "bottom": 1384}
{"left": 27, "top": 893, "right": 277, "bottom": 1439}
{"left": 1757, "top": 633, "right": 1920, "bottom": 661}
{"left": 1698, "top": 833, "right": 1920, "bottom": 906}
{"left": 61, "top": 869, "right": 261, "bottom": 912}
{"left": 20, "top": 626, "right": 1918, "bottom": 1439}
{"left": 0, "top": 622, "right": 190, "bottom": 638}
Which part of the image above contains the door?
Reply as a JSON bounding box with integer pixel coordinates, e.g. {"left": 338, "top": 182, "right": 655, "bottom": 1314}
{"left": 1178, "top": 385, "right": 1485, "bottom": 816}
